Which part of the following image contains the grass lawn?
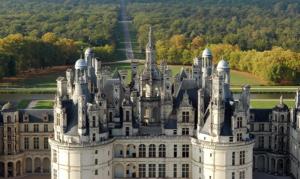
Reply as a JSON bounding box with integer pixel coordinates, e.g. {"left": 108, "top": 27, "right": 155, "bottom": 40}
{"left": 250, "top": 99, "right": 295, "bottom": 109}
{"left": 32, "top": 100, "right": 54, "bottom": 109}
{"left": 17, "top": 99, "right": 31, "bottom": 109}
{"left": 0, "top": 62, "right": 298, "bottom": 94}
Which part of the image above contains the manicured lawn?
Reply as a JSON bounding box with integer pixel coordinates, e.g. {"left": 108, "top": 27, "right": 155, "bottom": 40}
{"left": 250, "top": 99, "right": 295, "bottom": 109}
{"left": 17, "top": 99, "right": 31, "bottom": 109}
{"left": 33, "top": 100, "right": 54, "bottom": 109}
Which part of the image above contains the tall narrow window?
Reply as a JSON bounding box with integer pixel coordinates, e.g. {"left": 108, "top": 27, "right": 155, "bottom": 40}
{"left": 24, "top": 124, "right": 29, "bottom": 132}
{"left": 158, "top": 164, "right": 166, "bottom": 177}
{"left": 149, "top": 144, "right": 156, "bottom": 157}
{"left": 33, "top": 137, "right": 39, "bottom": 149}
{"left": 174, "top": 145, "right": 177, "bottom": 157}
{"left": 182, "top": 145, "right": 189, "bottom": 158}
{"left": 232, "top": 152, "right": 235, "bottom": 165}
{"left": 92, "top": 116, "right": 96, "bottom": 127}
{"left": 125, "top": 127, "right": 130, "bottom": 136}
{"left": 149, "top": 164, "right": 156, "bottom": 177}
{"left": 34, "top": 124, "right": 39, "bottom": 132}
{"left": 239, "top": 171, "right": 245, "bottom": 179}
{"left": 44, "top": 124, "right": 48, "bottom": 132}
{"left": 240, "top": 151, "right": 245, "bottom": 165}
{"left": 44, "top": 137, "right": 49, "bottom": 149}
{"left": 232, "top": 172, "right": 235, "bottom": 179}
{"left": 126, "top": 111, "right": 130, "bottom": 122}
{"left": 237, "top": 133, "right": 242, "bottom": 141}
{"left": 139, "top": 144, "right": 146, "bottom": 157}
{"left": 182, "top": 111, "right": 189, "bottom": 123}
{"left": 173, "top": 164, "right": 177, "bottom": 178}
{"left": 139, "top": 164, "right": 146, "bottom": 178}
{"left": 159, "top": 144, "right": 166, "bottom": 158}
{"left": 24, "top": 137, "right": 29, "bottom": 150}
{"left": 182, "top": 164, "right": 189, "bottom": 178}
{"left": 237, "top": 117, "right": 242, "bottom": 128}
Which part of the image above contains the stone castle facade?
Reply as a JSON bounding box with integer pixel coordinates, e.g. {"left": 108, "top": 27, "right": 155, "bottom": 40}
{"left": 0, "top": 29, "right": 299, "bottom": 179}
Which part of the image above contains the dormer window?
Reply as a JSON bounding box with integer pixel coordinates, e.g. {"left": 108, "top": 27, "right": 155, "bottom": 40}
{"left": 43, "top": 114, "right": 49, "bottom": 122}
{"left": 23, "top": 114, "right": 29, "bottom": 123}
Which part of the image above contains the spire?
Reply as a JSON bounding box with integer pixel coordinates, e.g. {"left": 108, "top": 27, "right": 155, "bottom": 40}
{"left": 148, "top": 26, "right": 153, "bottom": 49}
{"left": 280, "top": 95, "right": 283, "bottom": 105}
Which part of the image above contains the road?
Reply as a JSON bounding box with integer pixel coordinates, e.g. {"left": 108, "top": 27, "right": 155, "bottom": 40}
{"left": 120, "top": 0, "right": 134, "bottom": 61}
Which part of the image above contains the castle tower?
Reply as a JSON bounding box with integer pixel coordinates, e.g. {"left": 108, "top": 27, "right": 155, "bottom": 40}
{"left": 201, "top": 48, "right": 212, "bottom": 90}
{"left": 192, "top": 65, "right": 254, "bottom": 179}
{"left": 192, "top": 57, "right": 202, "bottom": 87}
{"left": 73, "top": 58, "right": 90, "bottom": 104}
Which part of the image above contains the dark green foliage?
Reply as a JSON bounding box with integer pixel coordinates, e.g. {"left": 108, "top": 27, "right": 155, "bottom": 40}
{"left": 127, "top": 0, "right": 300, "bottom": 52}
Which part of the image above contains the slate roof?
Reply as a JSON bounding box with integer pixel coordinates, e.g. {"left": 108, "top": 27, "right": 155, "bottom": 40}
{"left": 19, "top": 109, "right": 54, "bottom": 123}
{"left": 250, "top": 109, "right": 272, "bottom": 122}
{"left": 220, "top": 102, "right": 233, "bottom": 136}
{"left": 174, "top": 79, "right": 198, "bottom": 109}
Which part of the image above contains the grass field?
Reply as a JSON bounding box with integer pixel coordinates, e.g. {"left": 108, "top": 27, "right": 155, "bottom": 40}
{"left": 32, "top": 100, "right": 54, "bottom": 109}
{"left": 17, "top": 99, "right": 31, "bottom": 109}
{"left": 0, "top": 63, "right": 298, "bottom": 94}
{"left": 250, "top": 99, "right": 295, "bottom": 109}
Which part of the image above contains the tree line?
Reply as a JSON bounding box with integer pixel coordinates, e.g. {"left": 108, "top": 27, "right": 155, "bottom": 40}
{"left": 0, "top": 0, "right": 119, "bottom": 78}
{"left": 155, "top": 34, "right": 300, "bottom": 84}
{"left": 127, "top": 0, "right": 300, "bottom": 52}
{"left": 0, "top": 33, "right": 116, "bottom": 78}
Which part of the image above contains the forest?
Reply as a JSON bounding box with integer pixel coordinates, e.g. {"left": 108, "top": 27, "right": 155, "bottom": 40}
{"left": 127, "top": 0, "right": 300, "bottom": 84}
{"left": 0, "top": 0, "right": 119, "bottom": 78}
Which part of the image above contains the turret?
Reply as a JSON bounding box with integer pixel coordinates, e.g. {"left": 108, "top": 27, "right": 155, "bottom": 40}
{"left": 78, "top": 95, "right": 87, "bottom": 137}
{"left": 201, "top": 48, "right": 212, "bottom": 85}
{"left": 192, "top": 57, "right": 202, "bottom": 87}
{"left": 66, "top": 68, "right": 74, "bottom": 96}
{"left": 211, "top": 73, "right": 225, "bottom": 136}
{"left": 216, "top": 59, "right": 231, "bottom": 101}
{"left": 73, "top": 58, "right": 89, "bottom": 104}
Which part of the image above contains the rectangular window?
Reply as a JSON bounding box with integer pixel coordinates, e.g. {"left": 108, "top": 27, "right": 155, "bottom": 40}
{"left": 95, "top": 159, "right": 98, "bottom": 165}
{"left": 126, "top": 111, "right": 130, "bottom": 122}
{"left": 92, "top": 116, "right": 96, "bottom": 127}
{"left": 34, "top": 124, "right": 39, "bottom": 132}
{"left": 182, "top": 164, "right": 189, "bottom": 178}
{"left": 158, "top": 164, "right": 166, "bottom": 177}
{"left": 182, "top": 128, "right": 189, "bottom": 135}
{"left": 237, "top": 133, "right": 242, "bottom": 141}
{"left": 232, "top": 152, "right": 235, "bottom": 165}
{"left": 240, "top": 151, "right": 245, "bottom": 165}
{"left": 24, "top": 124, "right": 29, "bottom": 132}
{"left": 24, "top": 137, "right": 29, "bottom": 149}
{"left": 232, "top": 172, "right": 235, "bottom": 179}
{"left": 173, "top": 164, "right": 177, "bottom": 178}
{"left": 174, "top": 145, "right": 177, "bottom": 157}
{"left": 126, "top": 127, "right": 130, "bottom": 136}
{"left": 95, "top": 170, "right": 98, "bottom": 175}
{"left": 149, "top": 164, "right": 156, "bottom": 178}
{"left": 44, "top": 137, "right": 48, "bottom": 149}
{"left": 258, "top": 136, "right": 264, "bottom": 148}
{"left": 92, "top": 133, "right": 96, "bottom": 142}
{"left": 182, "top": 111, "right": 189, "bottom": 123}
{"left": 269, "top": 136, "right": 272, "bottom": 149}
{"left": 139, "top": 164, "right": 146, "bottom": 178}
{"left": 44, "top": 124, "right": 48, "bottom": 132}
{"left": 182, "top": 144, "right": 189, "bottom": 158}
{"left": 259, "top": 124, "right": 264, "bottom": 131}
{"left": 237, "top": 117, "right": 242, "bottom": 128}
{"left": 33, "top": 137, "right": 39, "bottom": 149}
{"left": 239, "top": 170, "right": 245, "bottom": 179}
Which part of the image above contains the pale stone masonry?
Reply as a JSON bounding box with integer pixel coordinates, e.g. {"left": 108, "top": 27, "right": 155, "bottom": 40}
{"left": 1, "top": 28, "right": 300, "bottom": 179}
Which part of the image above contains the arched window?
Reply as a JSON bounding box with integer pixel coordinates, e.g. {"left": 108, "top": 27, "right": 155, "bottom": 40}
{"left": 139, "top": 144, "right": 146, "bottom": 158}
{"left": 149, "top": 144, "right": 156, "bottom": 158}
{"left": 159, "top": 144, "right": 166, "bottom": 158}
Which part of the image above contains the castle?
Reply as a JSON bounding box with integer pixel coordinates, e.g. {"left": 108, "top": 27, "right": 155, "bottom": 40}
{"left": 0, "top": 29, "right": 300, "bottom": 179}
